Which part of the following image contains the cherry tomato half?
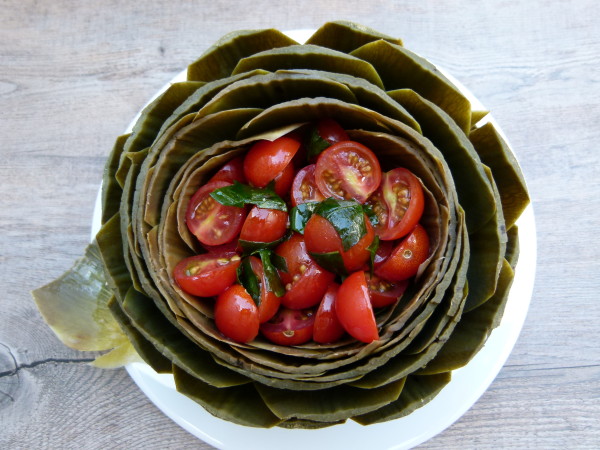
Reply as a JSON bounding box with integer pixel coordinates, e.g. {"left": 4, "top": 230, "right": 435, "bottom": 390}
{"left": 364, "top": 272, "right": 408, "bottom": 308}
{"left": 186, "top": 180, "right": 246, "bottom": 246}
{"left": 215, "top": 284, "right": 259, "bottom": 343}
{"left": 173, "top": 252, "right": 241, "bottom": 298}
{"left": 315, "top": 141, "right": 382, "bottom": 203}
{"left": 275, "top": 234, "right": 335, "bottom": 309}
{"left": 239, "top": 206, "right": 288, "bottom": 244}
{"left": 208, "top": 155, "right": 246, "bottom": 184}
{"left": 248, "top": 256, "right": 281, "bottom": 323}
{"left": 260, "top": 307, "right": 315, "bottom": 346}
{"left": 316, "top": 118, "right": 349, "bottom": 145}
{"left": 367, "top": 167, "right": 425, "bottom": 241}
{"left": 375, "top": 224, "right": 430, "bottom": 282}
{"left": 313, "top": 283, "right": 345, "bottom": 344}
{"left": 290, "top": 164, "right": 325, "bottom": 207}
{"left": 243, "top": 136, "right": 300, "bottom": 197}
{"left": 304, "top": 214, "right": 375, "bottom": 273}
{"left": 336, "top": 271, "right": 379, "bottom": 343}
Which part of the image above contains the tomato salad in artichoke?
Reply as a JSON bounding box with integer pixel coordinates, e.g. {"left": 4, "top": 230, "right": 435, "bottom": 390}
{"left": 174, "top": 119, "right": 430, "bottom": 346}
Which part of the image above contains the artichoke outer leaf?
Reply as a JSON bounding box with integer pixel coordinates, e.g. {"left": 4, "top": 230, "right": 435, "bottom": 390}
{"left": 352, "top": 373, "right": 451, "bottom": 425}
{"left": 505, "top": 225, "right": 521, "bottom": 269}
{"left": 102, "top": 133, "right": 128, "bottom": 222}
{"left": 350, "top": 40, "right": 472, "bottom": 133}
{"left": 173, "top": 366, "right": 282, "bottom": 428}
{"left": 417, "top": 259, "right": 515, "bottom": 375}
{"left": 306, "top": 21, "right": 403, "bottom": 53}
{"left": 96, "top": 212, "right": 132, "bottom": 302}
{"left": 469, "top": 121, "right": 530, "bottom": 228}
{"left": 255, "top": 377, "right": 406, "bottom": 422}
{"left": 276, "top": 418, "right": 345, "bottom": 429}
{"left": 108, "top": 296, "right": 172, "bottom": 373}
{"left": 90, "top": 339, "right": 142, "bottom": 369}
{"left": 232, "top": 44, "right": 385, "bottom": 90}
{"left": 187, "top": 29, "right": 298, "bottom": 82}
{"left": 32, "top": 243, "right": 126, "bottom": 352}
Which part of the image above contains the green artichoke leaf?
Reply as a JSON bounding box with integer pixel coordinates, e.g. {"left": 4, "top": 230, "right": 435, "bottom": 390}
{"left": 174, "top": 366, "right": 282, "bottom": 428}
{"left": 353, "top": 372, "right": 451, "bottom": 425}
{"left": 350, "top": 40, "right": 472, "bottom": 133}
{"left": 125, "top": 81, "right": 205, "bottom": 155}
{"left": 232, "top": 44, "right": 385, "bottom": 90}
{"left": 388, "top": 88, "right": 496, "bottom": 233}
{"left": 470, "top": 121, "right": 530, "bottom": 228}
{"left": 278, "top": 69, "right": 421, "bottom": 132}
{"left": 195, "top": 72, "right": 358, "bottom": 121}
{"left": 32, "top": 243, "right": 126, "bottom": 352}
{"left": 471, "top": 110, "right": 490, "bottom": 127}
{"left": 464, "top": 165, "right": 507, "bottom": 312}
{"left": 90, "top": 338, "right": 142, "bottom": 369}
{"left": 306, "top": 21, "right": 403, "bottom": 53}
{"left": 96, "top": 212, "right": 132, "bottom": 302}
{"left": 187, "top": 29, "right": 298, "bottom": 82}
{"left": 255, "top": 377, "right": 406, "bottom": 422}
{"left": 102, "top": 133, "right": 128, "bottom": 222}
{"left": 121, "top": 286, "right": 250, "bottom": 387}
{"left": 107, "top": 296, "right": 172, "bottom": 373}
{"left": 505, "top": 225, "right": 521, "bottom": 269}
{"left": 417, "top": 259, "right": 515, "bottom": 375}
{"left": 277, "top": 417, "right": 345, "bottom": 429}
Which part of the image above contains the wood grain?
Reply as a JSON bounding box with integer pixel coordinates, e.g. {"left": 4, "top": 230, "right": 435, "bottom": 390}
{"left": 1, "top": 0, "right": 599, "bottom": 448}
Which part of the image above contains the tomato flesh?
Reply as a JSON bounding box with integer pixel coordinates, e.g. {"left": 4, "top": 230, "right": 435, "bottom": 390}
{"left": 313, "top": 283, "right": 345, "bottom": 344}
{"left": 240, "top": 206, "right": 288, "bottom": 244}
{"left": 315, "top": 141, "right": 382, "bottom": 203}
{"left": 243, "top": 136, "right": 300, "bottom": 196}
{"left": 367, "top": 167, "right": 425, "bottom": 240}
{"left": 336, "top": 271, "right": 379, "bottom": 343}
{"left": 173, "top": 252, "right": 241, "bottom": 298}
{"left": 186, "top": 180, "right": 246, "bottom": 246}
{"left": 304, "top": 214, "right": 375, "bottom": 273}
{"left": 375, "top": 224, "right": 430, "bottom": 282}
{"left": 290, "top": 164, "right": 324, "bottom": 207}
{"left": 215, "top": 285, "right": 259, "bottom": 343}
{"left": 260, "top": 307, "right": 315, "bottom": 346}
{"left": 275, "top": 234, "right": 334, "bottom": 309}
{"left": 365, "top": 272, "right": 408, "bottom": 308}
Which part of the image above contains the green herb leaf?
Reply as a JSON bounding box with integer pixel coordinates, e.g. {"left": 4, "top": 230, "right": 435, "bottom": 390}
{"left": 314, "top": 198, "right": 367, "bottom": 251}
{"left": 210, "top": 181, "right": 287, "bottom": 211}
{"left": 258, "top": 249, "right": 286, "bottom": 297}
{"left": 238, "top": 233, "right": 288, "bottom": 254}
{"left": 362, "top": 204, "right": 380, "bottom": 227}
{"left": 290, "top": 202, "right": 319, "bottom": 234}
{"left": 309, "top": 251, "right": 348, "bottom": 277}
{"left": 237, "top": 257, "right": 261, "bottom": 305}
{"left": 367, "top": 235, "right": 380, "bottom": 277}
{"left": 306, "top": 126, "right": 331, "bottom": 161}
{"left": 271, "top": 252, "right": 288, "bottom": 273}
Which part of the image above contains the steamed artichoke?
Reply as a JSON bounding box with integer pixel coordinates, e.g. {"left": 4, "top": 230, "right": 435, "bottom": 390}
{"left": 33, "top": 22, "right": 529, "bottom": 428}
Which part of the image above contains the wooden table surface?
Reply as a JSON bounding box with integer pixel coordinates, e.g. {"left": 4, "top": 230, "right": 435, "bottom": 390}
{"left": 2, "top": 0, "right": 599, "bottom": 448}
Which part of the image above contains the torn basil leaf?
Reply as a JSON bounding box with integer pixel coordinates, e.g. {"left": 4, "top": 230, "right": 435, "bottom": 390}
{"left": 290, "top": 202, "right": 319, "bottom": 234}
{"left": 211, "top": 181, "right": 287, "bottom": 211}
{"left": 309, "top": 251, "right": 348, "bottom": 277}
{"left": 258, "top": 249, "right": 286, "bottom": 298}
{"left": 314, "top": 198, "right": 367, "bottom": 251}
{"left": 237, "top": 257, "right": 261, "bottom": 305}
{"left": 305, "top": 126, "right": 332, "bottom": 161}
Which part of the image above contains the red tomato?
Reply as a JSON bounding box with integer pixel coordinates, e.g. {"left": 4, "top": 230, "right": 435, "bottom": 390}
{"left": 290, "top": 164, "right": 325, "bottom": 207}
{"left": 314, "top": 141, "right": 382, "bottom": 203}
{"left": 367, "top": 167, "right": 425, "bottom": 241}
{"left": 275, "top": 234, "right": 335, "bottom": 309}
{"left": 208, "top": 156, "right": 246, "bottom": 184}
{"left": 375, "top": 224, "right": 430, "bottom": 282}
{"left": 373, "top": 239, "right": 393, "bottom": 267}
{"left": 316, "top": 118, "right": 349, "bottom": 145}
{"left": 186, "top": 181, "right": 246, "bottom": 246}
{"left": 260, "top": 307, "right": 315, "bottom": 346}
{"left": 215, "top": 285, "right": 259, "bottom": 343}
{"left": 173, "top": 252, "right": 241, "bottom": 298}
{"left": 304, "top": 214, "right": 375, "bottom": 273}
{"left": 243, "top": 136, "right": 300, "bottom": 196}
{"left": 248, "top": 256, "right": 281, "bottom": 323}
{"left": 239, "top": 206, "right": 288, "bottom": 243}
{"left": 336, "top": 271, "right": 379, "bottom": 343}
{"left": 313, "top": 283, "right": 345, "bottom": 344}
{"left": 364, "top": 272, "right": 408, "bottom": 308}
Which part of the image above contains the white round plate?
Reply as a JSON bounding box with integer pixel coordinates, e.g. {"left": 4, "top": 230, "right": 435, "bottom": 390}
{"left": 91, "top": 30, "right": 536, "bottom": 450}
